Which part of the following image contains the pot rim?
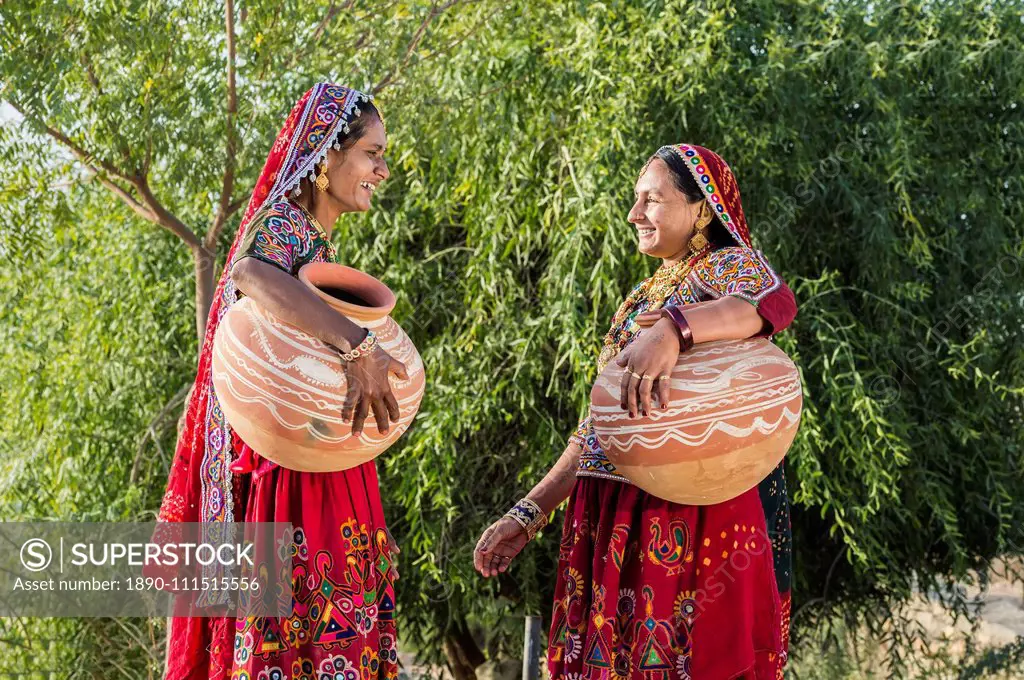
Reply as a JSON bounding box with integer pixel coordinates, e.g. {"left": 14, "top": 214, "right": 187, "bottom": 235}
{"left": 297, "top": 263, "right": 397, "bottom": 320}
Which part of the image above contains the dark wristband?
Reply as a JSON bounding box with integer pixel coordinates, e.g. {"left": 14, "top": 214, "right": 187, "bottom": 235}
{"left": 660, "top": 305, "right": 695, "bottom": 353}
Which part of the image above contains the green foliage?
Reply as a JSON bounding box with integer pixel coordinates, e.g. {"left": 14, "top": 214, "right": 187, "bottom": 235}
{"left": 787, "top": 613, "right": 1024, "bottom": 680}
{"left": 960, "top": 637, "right": 1024, "bottom": 679}
{"left": 0, "top": 129, "right": 193, "bottom": 677}
{"left": 2, "top": 0, "right": 1023, "bottom": 676}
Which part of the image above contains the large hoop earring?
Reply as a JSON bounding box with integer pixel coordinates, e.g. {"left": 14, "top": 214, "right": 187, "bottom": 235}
{"left": 315, "top": 161, "right": 330, "bottom": 192}
{"left": 689, "top": 201, "right": 712, "bottom": 254}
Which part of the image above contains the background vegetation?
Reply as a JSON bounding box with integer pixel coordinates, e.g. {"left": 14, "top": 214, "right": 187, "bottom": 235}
{"left": 1, "top": 0, "right": 1022, "bottom": 677}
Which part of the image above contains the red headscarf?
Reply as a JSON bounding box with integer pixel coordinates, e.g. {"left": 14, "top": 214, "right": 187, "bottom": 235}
{"left": 664, "top": 143, "right": 753, "bottom": 248}
{"left": 157, "top": 83, "right": 375, "bottom": 527}
{"left": 666, "top": 142, "right": 798, "bottom": 340}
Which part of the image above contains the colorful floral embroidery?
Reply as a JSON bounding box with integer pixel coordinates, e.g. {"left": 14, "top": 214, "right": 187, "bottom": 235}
{"left": 550, "top": 574, "right": 695, "bottom": 680}
{"left": 318, "top": 653, "right": 360, "bottom": 680}
{"left": 233, "top": 521, "right": 398, "bottom": 680}
{"left": 689, "top": 247, "right": 781, "bottom": 305}
{"left": 669, "top": 145, "right": 737, "bottom": 227}
{"left": 234, "top": 200, "right": 336, "bottom": 276}
{"left": 568, "top": 416, "right": 591, "bottom": 447}
{"left": 665, "top": 143, "right": 751, "bottom": 249}
{"left": 634, "top": 586, "right": 691, "bottom": 677}
{"left": 267, "top": 84, "right": 370, "bottom": 201}
{"left": 201, "top": 390, "right": 232, "bottom": 523}
{"left": 291, "top": 657, "right": 315, "bottom": 680}
{"left": 578, "top": 433, "right": 621, "bottom": 479}
{"left": 607, "top": 524, "right": 632, "bottom": 571}
{"left": 255, "top": 667, "right": 285, "bottom": 680}
{"left": 646, "top": 518, "right": 691, "bottom": 576}
{"left": 549, "top": 479, "right": 787, "bottom": 680}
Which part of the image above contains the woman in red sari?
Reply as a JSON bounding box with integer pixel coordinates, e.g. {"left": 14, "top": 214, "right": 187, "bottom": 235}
{"left": 158, "top": 83, "right": 408, "bottom": 680}
{"left": 475, "top": 144, "right": 797, "bottom": 679}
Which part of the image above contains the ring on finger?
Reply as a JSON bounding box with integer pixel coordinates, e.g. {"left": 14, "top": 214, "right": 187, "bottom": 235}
{"left": 630, "top": 371, "right": 643, "bottom": 380}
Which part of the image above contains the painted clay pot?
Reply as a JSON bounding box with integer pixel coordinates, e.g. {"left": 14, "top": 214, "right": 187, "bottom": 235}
{"left": 590, "top": 338, "right": 801, "bottom": 505}
{"left": 211, "top": 263, "right": 425, "bottom": 472}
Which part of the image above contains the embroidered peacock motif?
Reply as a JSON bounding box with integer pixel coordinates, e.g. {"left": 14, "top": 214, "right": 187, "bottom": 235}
{"left": 646, "top": 517, "right": 691, "bottom": 576}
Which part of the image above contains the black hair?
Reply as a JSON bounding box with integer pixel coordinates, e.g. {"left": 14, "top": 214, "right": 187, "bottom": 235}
{"left": 655, "top": 146, "right": 704, "bottom": 203}
{"left": 652, "top": 146, "right": 736, "bottom": 249}
{"left": 338, "top": 99, "right": 381, "bottom": 151}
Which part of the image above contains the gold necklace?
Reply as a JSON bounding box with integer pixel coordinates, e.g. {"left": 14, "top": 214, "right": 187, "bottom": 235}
{"left": 291, "top": 199, "right": 330, "bottom": 242}
{"left": 596, "top": 253, "right": 704, "bottom": 372}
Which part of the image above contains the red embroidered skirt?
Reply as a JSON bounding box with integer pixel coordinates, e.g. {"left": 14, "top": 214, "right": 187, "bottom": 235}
{"left": 548, "top": 477, "right": 785, "bottom": 680}
{"left": 164, "top": 435, "right": 398, "bottom": 680}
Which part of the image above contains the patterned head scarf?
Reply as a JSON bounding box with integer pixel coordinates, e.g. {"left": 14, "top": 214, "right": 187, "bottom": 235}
{"left": 597, "top": 143, "right": 750, "bottom": 370}
{"left": 157, "top": 83, "right": 376, "bottom": 528}
{"left": 661, "top": 143, "right": 752, "bottom": 248}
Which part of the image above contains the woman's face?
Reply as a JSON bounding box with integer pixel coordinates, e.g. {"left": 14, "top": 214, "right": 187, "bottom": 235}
{"left": 323, "top": 116, "right": 390, "bottom": 213}
{"left": 628, "top": 158, "right": 701, "bottom": 260}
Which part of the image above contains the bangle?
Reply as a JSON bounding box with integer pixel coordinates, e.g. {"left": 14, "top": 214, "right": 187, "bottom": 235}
{"left": 339, "top": 329, "right": 377, "bottom": 362}
{"left": 660, "top": 306, "right": 694, "bottom": 353}
{"left": 505, "top": 498, "right": 549, "bottom": 540}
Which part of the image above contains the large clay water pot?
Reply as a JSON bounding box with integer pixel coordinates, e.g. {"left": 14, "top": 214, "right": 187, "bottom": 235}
{"left": 211, "top": 263, "right": 425, "bottom": 472}
{"left": 590, "top": 338, "right": 801, "bottom": 505}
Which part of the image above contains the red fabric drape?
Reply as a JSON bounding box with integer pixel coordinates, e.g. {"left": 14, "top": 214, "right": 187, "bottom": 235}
{"left": 155, "top": 84, "right": 392, "bottom": 679}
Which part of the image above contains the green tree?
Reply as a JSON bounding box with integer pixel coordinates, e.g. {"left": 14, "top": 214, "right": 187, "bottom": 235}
{"left": 2, "top": 0, "right": 1023, "bottom": 677}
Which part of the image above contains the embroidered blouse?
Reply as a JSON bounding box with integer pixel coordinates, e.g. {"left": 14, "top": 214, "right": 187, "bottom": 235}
{"left": 571, "top": 246, "right": 798, "bottom": 482}
{"left": 231, "top": 199, "right": 337, "bottom": 276}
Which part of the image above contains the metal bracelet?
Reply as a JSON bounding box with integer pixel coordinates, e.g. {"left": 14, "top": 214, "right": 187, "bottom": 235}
{"left": 340, "top": 329, "right": 377, "bottom": 362}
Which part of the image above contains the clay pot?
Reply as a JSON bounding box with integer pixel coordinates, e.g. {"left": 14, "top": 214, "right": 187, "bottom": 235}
{"left": 211, "top": 263, "right": 425, "bottom": 472}
{"left": 590, "top": 338, "right": 801, "bottom": 505}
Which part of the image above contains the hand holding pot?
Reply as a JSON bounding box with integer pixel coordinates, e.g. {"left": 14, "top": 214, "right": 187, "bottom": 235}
{"left": 615, "top": 316, "right": 680, "bottom": 418}
{"left": 341, "top": 343, "right": 409, "bottom": 437}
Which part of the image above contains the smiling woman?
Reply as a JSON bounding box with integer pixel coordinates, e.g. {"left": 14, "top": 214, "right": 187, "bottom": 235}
{"left": 158, "top": 83, "right": 407, "bottom": 680}
{"left": 289, "top": 99, "right": 389, "bottom": 222}
{"left": 475, "top": 144, "right": 798, "bottom": 679}
{"left": 631, "top": 147, "right": 736, "bottom": 261}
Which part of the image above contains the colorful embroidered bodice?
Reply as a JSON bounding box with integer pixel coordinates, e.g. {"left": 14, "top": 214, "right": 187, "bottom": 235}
{"left": 232, "top": 199, "right": 337, "bottom": 276}
{"left": 572, "top": 246, "right": 784, "bottom": 482}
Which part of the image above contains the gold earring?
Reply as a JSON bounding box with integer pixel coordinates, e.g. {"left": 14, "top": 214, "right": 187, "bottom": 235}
{"left": 689, "top": 201, "right": 712, "bottom": 254}
{"left": 315, "top": 162, "right": 330, "bottom": 192}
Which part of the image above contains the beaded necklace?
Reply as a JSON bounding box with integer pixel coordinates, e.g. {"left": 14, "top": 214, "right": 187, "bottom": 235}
{"left": 597, "top": 248, "right": 708, "bottom": 372}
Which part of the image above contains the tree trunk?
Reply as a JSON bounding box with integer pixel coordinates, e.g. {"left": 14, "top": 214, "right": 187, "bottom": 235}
{"left": 194, "top": 246, "right": 217, "bottom": 343}
{"left": 443, "top": 636, "right": 477, "bottom": 680}
{"left": 174, "top": 247, "right": 216, "bottom": 436}
{"left": 443, "top": 616, "right": 485, "bottom": 680}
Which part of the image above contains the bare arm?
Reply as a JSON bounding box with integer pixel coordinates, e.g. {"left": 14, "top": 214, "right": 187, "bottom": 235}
{"left": 231, "top": 257, "right": 409, "bottom": 435}
{"left": 664, "top": 296, "right": 765, "bottom": 343}
{"left": 231, "top": 257, "right": 368, "bottom": 352}
{"left": 473, "top": 440, "right": 582, "bottom": 577}
{"left": 522, "top": 440, "right": 582, "bottom": 514}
